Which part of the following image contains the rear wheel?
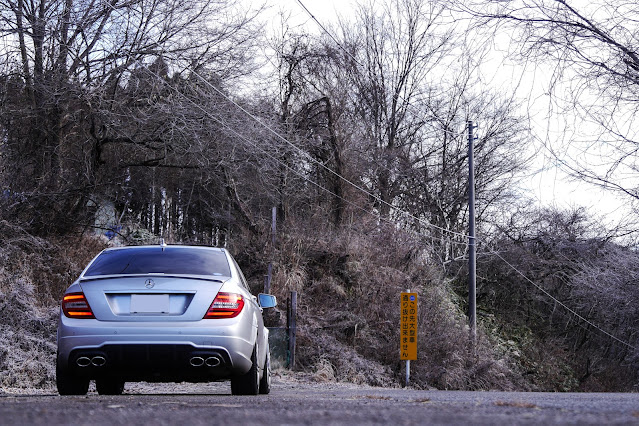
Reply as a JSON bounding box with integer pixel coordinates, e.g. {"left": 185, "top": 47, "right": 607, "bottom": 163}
{"left": 259, "top": 350, "right": 271, "bottom": 395}
{"left": 56, "top": 357, "right": 89, "bottom": 396}
{"left": 231, "top": 347, "right": 259, "bottom": 395}
{"left": 96, "top": 378, "right": 125, "bottom": 395}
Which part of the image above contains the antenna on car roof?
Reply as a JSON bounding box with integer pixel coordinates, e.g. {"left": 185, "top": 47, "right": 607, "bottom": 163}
{"left": 160, "top": 238, "right": 167, "bottom": 251}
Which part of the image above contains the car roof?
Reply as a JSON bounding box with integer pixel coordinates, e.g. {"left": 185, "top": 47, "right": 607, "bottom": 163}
{"left": 101, "top": 245, "right": 226, "bottom": 252}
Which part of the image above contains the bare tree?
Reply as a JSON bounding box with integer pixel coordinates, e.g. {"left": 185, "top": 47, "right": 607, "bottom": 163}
{"left": 339, "top": 0, "right": 453, "bottom": 219}
{"left": 0, "top": 0, "right": 262, "bottom": 234}
{"left": 457, "top": 0, "right": 639, "bottom": 203}
{"left": 397, "top": 78, "right": 530, "bottom": 263}
{"left": 264, "top": 1, "right": 532, "bottom": 263}
{"left": 479, "top": 206, "right": 639, "bottom": 390}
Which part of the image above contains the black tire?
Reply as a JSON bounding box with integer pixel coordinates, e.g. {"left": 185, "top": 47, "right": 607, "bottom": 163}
{"left": 231, "top": 346, "right": 259, "bottom": 395}
{"left": 56, "top": 357, "right": 89, "bottom": 396}
{"left": 96, "top": 378, "right": 125, "bottom": 395}
{"left": 259, "top": 349, "right": 271, "bottom": 395}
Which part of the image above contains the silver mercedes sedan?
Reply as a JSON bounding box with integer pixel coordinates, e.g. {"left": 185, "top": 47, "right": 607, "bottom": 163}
{"left": 56, "top": 244, "right": 276, "bottom": 396}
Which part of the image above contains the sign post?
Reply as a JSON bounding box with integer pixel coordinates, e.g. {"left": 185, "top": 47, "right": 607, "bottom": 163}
{"left": 400, "top": 291, "right": 418, "bottom": 387}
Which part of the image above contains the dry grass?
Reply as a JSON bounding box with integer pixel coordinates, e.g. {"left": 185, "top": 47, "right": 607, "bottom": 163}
{"left": 0, "top": 223, "right": 107, "bottom": 389}
{"left": 274, "top": 221, "right": 530, "bottom": 391}
{"left": 0, "top": 275, "right": 58, "bottom": 389}
{"left": 2, "top": 213, "right": 617, "bottom": 393}
{"left": 312, "top": 356, "right": 337, "bottom": 382}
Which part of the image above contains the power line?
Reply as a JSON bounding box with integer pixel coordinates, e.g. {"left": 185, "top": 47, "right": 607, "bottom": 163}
{"left": 293, "top": 0, "right": 639, "bottom": 352}
{"left": 129, "top": 0, "right": 639, "bottom": 347}
{"left": 147, "top": 60, "right": 637, "bottom": 351}
{"left": 294, "top": 0, "right": 354, "bottom": 64}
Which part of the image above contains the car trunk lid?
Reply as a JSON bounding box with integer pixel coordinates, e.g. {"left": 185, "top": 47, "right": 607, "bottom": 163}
{"left": 79, "top": 275, "right": 228, "bottom": 321}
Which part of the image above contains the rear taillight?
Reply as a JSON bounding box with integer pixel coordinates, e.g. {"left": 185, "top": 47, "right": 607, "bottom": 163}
{"left": 62, "top": 292, "right": 95, "bottom": 319}
{"left": 203, "top": 292, "right": 244, "bottom": 319}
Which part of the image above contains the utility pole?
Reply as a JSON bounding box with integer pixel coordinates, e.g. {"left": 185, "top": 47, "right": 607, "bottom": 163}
{"left": 468, "top": 121, "right": 477, "bottom": 343}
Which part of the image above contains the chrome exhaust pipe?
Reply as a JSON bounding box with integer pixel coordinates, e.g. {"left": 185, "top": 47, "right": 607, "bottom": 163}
{"left": 189, "top": 356, "right": 205, "bottom": 367}
{"left": 76, "top": 357, "right": 91, "bottom": 367}
{"left": 205, "top": 356, "right": 221, "bottom": 367}
{"left": 91, "top": 356, "right": 106, "bottom": 367}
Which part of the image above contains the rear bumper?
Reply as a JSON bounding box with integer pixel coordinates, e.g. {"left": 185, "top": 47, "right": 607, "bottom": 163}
{"left": 57, "top": 316, "right": 255, "bottom": 381}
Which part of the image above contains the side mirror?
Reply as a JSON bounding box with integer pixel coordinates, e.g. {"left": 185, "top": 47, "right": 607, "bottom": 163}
{"left": 258, "top": 293, "right": 277, "bottom": 309}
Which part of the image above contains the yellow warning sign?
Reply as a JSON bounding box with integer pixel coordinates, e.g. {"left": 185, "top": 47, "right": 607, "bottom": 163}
{"left": 400, "top": 292, "right": 418, "bottom": 360}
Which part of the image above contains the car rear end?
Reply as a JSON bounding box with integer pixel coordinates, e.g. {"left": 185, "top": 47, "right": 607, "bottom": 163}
{"left": 56, "top": 246, "right": 257, "bottom": 392}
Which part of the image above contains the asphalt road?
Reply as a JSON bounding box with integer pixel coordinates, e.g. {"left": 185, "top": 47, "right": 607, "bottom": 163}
{"left": 1, "top": 378, "right": 638, "bottom": 425}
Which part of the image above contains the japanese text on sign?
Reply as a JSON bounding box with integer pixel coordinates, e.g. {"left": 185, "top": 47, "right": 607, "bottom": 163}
{"left": 400, "top": 292, "right": 418, "bottom": 360}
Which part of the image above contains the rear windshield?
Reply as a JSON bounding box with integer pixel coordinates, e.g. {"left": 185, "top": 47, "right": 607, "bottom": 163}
{"left": 83, "top": 247, "right": 231, "bottom": 277}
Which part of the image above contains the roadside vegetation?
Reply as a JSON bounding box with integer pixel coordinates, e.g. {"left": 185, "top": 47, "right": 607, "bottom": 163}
{"left": 1, "top": 0, "right": 638, "bottom": 392}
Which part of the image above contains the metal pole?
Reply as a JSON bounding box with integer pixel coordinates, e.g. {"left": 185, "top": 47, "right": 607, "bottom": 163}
{"left": 288, "top": 291, "right": 297, "bottom": 369}
{"left": 406, "top": 360, "right": 410, "bottom": 387}
{"left": 468, "top": 121, "right": 477, "bottom": 343}
{"left": 405, "top": 288, "right": 411, "bottom": 387}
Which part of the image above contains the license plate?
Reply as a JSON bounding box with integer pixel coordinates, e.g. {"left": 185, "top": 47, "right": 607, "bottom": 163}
{"left": 130, "top": 294, "right": 170, "bottom": 313}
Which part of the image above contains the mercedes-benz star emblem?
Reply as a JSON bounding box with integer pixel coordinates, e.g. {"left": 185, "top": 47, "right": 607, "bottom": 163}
{"left": 145, "top": 279, "right": 155, "bottom": 289}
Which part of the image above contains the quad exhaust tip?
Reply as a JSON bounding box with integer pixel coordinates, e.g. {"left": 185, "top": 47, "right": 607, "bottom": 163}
{"left": 77, "top": 355, "right": 219, "bottom": 368}
{"left": 91, "top": 356, "right": 106, "bottom": 367}
{"left": 189, "top": 356, "right": 221, "bottom": 367}
{"left": 189, "top": 356, "right": 205, "bottom": 367}
{"left": 76, "top": 356, "right": 106, "bottom": 367}
{"left": 76, "top": 357, "right": 91, "bottom": 367}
